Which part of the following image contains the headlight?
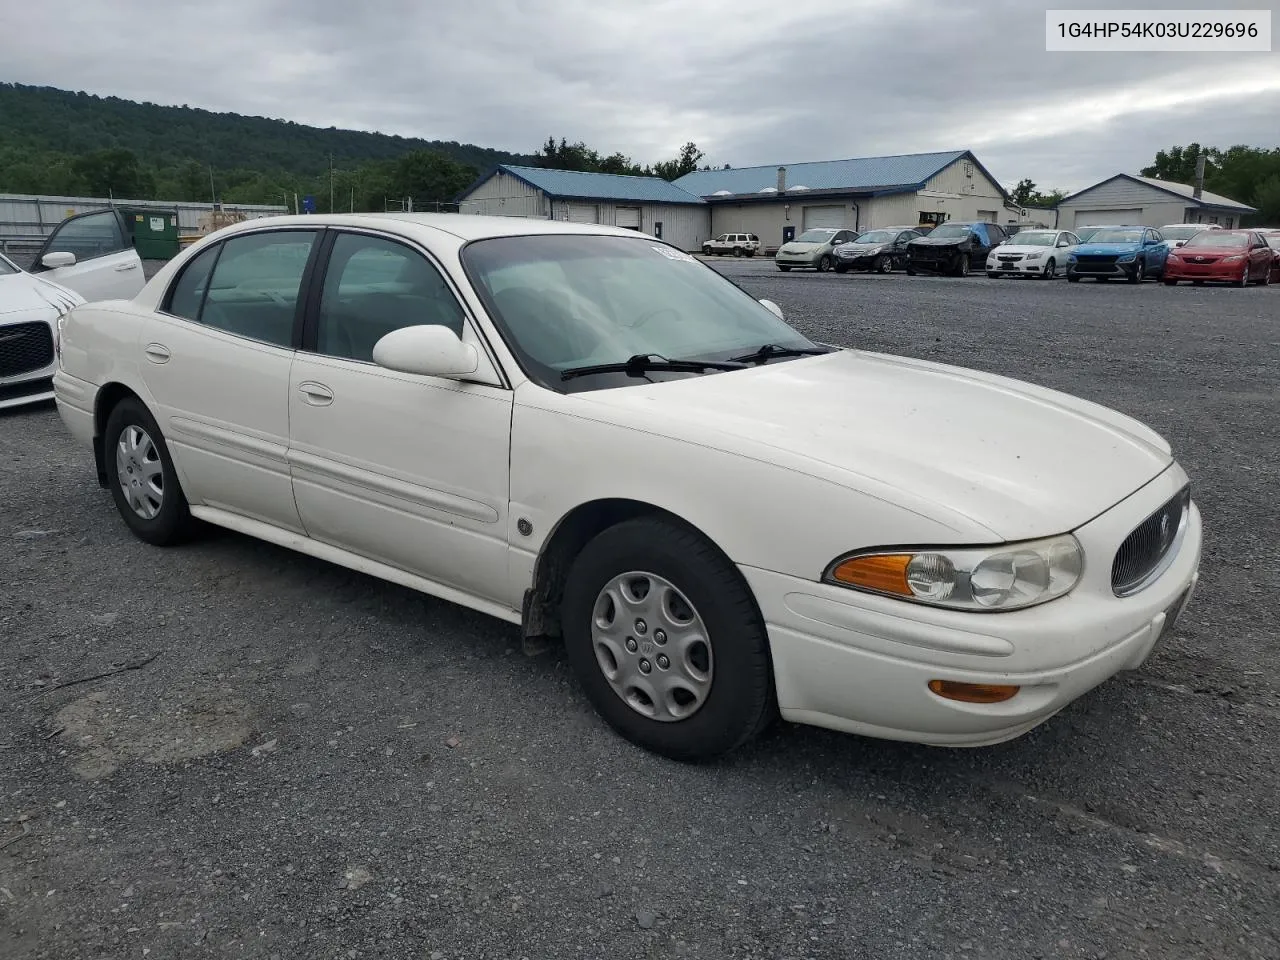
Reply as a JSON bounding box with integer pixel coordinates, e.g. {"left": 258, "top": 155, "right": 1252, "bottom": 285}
{"left": 1067, "top": 254, "right": 1077, "bottom": 262}
{"left": 824, "top": 534, "right": 1084, "bottom": 611}
{"left": 1117, "top": 253, "right": 1136, "bottom": 261}
{"left": 1221, "top": 255, "right": 1244, "bottom": 263}
{"left": 1022, "top": 251, "right": 1042, "bottom": 260}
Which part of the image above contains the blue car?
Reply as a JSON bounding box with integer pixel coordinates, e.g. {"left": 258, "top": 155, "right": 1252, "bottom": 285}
{"left": 1066, "top": 226, "right": 1169, "bottom": 283}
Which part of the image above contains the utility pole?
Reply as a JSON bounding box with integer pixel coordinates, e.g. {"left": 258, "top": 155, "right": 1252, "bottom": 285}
{"left": 209, "top": 165, "right": 216, "bottom": 205}
{"left": 329, "top": 153, "right": 334, "bottom": 213}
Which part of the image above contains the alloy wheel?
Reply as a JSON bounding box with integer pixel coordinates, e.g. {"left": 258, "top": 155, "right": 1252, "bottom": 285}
{"left": 115, "top": 425, "right": 164, "bottom": 520}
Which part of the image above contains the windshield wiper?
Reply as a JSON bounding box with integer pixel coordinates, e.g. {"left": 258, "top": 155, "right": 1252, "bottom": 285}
{"left": 729, "top": 343, "right": 831, "bottom": 365}
{"left": 560, "top": 353, "right": 745, "bottom": 381}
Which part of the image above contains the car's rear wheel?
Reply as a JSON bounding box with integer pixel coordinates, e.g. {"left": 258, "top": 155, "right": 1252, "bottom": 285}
{"left": 817, "top": 255, "right": 833, "bottom": 272}
{"left": 906, "top": 265, "right": 917, "bottom": 276}
{"left": 1259, "top": 267, "right": 1271, "bottom": 286}
{"left": 702, "top": 245, "right": 712, "bottom": 256}
{"left": 561, "top": 517, "right": 775, "bottom": 761}
{"left": 104, "top": 397, "right": 195, "bottom": 546}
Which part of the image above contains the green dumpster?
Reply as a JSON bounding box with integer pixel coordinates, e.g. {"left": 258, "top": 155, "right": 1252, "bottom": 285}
{"left": 125, "top": 208, "right": 181, "bottom": 260}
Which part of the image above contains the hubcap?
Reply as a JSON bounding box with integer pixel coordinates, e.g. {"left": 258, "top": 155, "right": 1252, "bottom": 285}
{"left": 590, "top": 572, "right": 714, "bottom": 722}
{"left": 115, "top": 424, "right": 164, "bottom": 520}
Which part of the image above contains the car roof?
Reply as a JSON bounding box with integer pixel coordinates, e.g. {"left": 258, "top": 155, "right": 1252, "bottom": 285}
{"left": 211, "top": 212, "right": 652, "bottom": 244}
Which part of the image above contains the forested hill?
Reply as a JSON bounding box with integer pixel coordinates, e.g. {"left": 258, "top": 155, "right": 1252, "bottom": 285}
{"left": 0, "top": 83, "right": 531, "bottom": 176}
{"left": 0, "top": 82, "right": 536, "bottom": 209}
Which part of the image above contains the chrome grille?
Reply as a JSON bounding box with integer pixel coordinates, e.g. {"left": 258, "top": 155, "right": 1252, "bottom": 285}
{"left": 1112, "top": 486, "right": 1190, "bottom": 596}
{"left": 0, "top": 322, "right": 54, "bottom": 378}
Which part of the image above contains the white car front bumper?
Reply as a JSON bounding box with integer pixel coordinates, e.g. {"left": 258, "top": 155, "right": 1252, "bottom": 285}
{"left": 742, "top": 465, "right": 1201, "bottom": 746}
{"left": 0, "top": 316, "right": 57, "bottom": 410}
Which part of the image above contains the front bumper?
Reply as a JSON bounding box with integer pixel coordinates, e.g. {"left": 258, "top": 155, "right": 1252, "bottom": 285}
{"left": 1164, "top": 261, "right": 1247, "bottom": 282}
{"left": 908, "top": 251, "right": 964, "bottom": 272}
{"left": 987, "top": 258, "right": 1049, "bottom": 275}
{"left": 1067, "top": 258, "right": 1138, "bottom": 277}
{"left": 0, "top": 317, "right": 57, "bottom": 411}
{"left": 775, "top": 255, "right": 820, "bottom": 267}
{"left": 742, "top": 465, "right": 1202, "bottom": 746}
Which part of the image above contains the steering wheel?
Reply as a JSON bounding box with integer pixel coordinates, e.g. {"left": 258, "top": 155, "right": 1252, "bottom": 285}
{"left": 624, "top": 305, "right": 680, "bottom": 331}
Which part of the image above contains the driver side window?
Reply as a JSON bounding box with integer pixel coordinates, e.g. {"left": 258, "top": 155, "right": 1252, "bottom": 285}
{"left": 314, "top": 233, "right": 466, "bottom": 363}
{"left": 41, "top": 210, "right": 128, "bottom": 264}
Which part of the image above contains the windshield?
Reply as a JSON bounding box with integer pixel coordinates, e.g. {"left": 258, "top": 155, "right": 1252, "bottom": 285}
{"left": 462, "top": 235, "right": 819, "bottom": 392}
{"left": 1182, "top": 231, "right": 1250, "bottom": 249}
{"left": 1162, "top": 225, "right": 1205, "bottom": 241}
{"left": 0, "top": 254, "right": 19, "bottom": 276}
{"left": 1264, "top": 235, "right": 1280, "bottom": 249}
{"left": 854, "top": 230, "right": 894, "bottom": 244}
{"left": 1086, "top": 228, "right": 1145, "bottom": 243}
{"left": 926, "top": 223, "right": 974, "bottom": 239}
{"left": 1013, "top": 231, "right": 1055, "bottom": 246}
{"left": 1074, "top": 227, "right": 1101, "bottom": 241}
{"left": 795, "top": 229, "right": 837, "bottom": 243}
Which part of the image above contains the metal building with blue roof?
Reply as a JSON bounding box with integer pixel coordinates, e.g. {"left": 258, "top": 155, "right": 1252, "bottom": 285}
{"left": 456, "top": 150, "right": 1018, "bottom": 253}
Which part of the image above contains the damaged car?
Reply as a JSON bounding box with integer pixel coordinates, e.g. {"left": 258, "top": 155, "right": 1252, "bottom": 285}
{"left": 906, "top": 221, "right": 1007, "bottom": 277}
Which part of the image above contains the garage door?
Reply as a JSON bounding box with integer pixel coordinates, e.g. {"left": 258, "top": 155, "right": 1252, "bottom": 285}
{"left": 1073, "top": 209, "right": 1142, "bottom": 228}
{"left": 567, "top": 203, "right": 598, "bottom": 223}
{"left": 803, "top": 205, "right": 846, "bottom": 229}
{"left": 614, "top": 206, "right": 641, "bottom": 229}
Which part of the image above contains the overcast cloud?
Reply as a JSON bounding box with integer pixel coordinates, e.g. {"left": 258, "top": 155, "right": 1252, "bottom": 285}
{"left": 3, "top": 0, "right": 1278, "bottom": 191}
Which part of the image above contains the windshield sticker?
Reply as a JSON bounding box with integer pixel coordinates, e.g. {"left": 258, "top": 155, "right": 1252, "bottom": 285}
{"left": 651, "top": 245, "right": 697, "bottom": 262}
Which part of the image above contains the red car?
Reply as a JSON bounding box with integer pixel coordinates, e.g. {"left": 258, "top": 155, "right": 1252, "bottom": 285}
{"left": 1163, "top": 230, "right": 1273, "bottom": 286}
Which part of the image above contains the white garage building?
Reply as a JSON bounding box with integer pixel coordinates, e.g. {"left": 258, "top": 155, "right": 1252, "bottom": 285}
{"left": 456, "top": 164, "right": 709, "bottom": 251}
{"left": 1055, "top": 174, "right": 1257, "bottom": 231}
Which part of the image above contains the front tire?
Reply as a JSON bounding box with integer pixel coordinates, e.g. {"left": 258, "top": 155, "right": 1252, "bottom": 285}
{"left": 953, "top": 253, "right": 970, "bottom": 277}
{"left": 1067, "top": 273, "right": 1081, "bottom": 283}
{"left": 1041, "top": 258, "right": 1056, "bottom": 280}
{"left": 561, "top": 517, "right": 775, "bottom": 761}
{"left": 1128, "top": 260, "right": 1145, "bottom": 283}
{"left": 702, "top": 246, "right": 712, "bottom": 256}
{"left": 874, "top": 254, "right": 893, "bottom": 273}
{"left": 1237, "top": 265, "right": 1251, "bottom": 288}
{"left": 834, "top": 263, "right": 849, "bottom": 274}
{"left": 777, "top": 264, "right": 791, "bottom": 272}
{"left": 732, "top": 247, "right": 743, "bottom": 258}
{"left": 817, "top": 254, "right": 833, "bottom": 272}
{"left": 103, "top": 397, "right": 195, "bottom": 546}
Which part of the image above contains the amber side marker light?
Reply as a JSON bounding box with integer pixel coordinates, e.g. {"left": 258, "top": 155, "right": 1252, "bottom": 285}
{"left": 830, "top": 554, "right": 914, "bottom": 596}
{"left": 928, "top": 680, "right": 1020, "bottom": 704}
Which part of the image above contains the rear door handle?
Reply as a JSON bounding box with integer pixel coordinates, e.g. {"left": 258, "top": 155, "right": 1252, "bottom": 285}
{"left": 298, "top": 381, "right": 334, "bottom": 406}
{"left": 144, "top": 343, "right": 170, "bottom": 363}
{"left": 115, "top": 262, "right": 140, "bottom": 272}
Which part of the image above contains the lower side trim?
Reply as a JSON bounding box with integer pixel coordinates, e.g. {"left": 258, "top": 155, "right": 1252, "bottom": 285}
{"left": 188, "top": 505, "right": 522, "bottom": 626}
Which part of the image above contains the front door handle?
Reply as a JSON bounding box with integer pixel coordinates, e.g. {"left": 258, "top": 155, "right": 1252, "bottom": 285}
{"left": 115, "top": 262, "right": 140, "bottom": 272}
{"left": 144, "top": 343, "right": 170, "bottom": 364}
{"left": 298, "top": 381, "right": 334, "bottom": 406}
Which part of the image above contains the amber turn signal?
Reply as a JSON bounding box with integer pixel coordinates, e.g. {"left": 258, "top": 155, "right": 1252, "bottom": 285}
{"left": 927, "top": 679, "right": 1020, "bottom": 704}
{"left": 829, "top": 554, "right": 913, "bottom": 596}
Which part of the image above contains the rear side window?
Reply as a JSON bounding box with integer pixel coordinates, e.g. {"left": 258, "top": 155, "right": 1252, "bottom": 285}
{"left": 199, "top": 230, "right": 318, "bottom": 347}
{"left": 165, "top": 244, "right": 222, "bottom": 321}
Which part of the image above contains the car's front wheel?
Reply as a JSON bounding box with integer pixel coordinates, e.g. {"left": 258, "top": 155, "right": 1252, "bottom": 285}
{"left": 954, "top": 253, "right": 970, "bottom": 277}
{"left": 702, "top": 246, "right": 712, "bottom": 256}
{"left": 817, "top": 255, "right": 833, "bottom": 272}
{"left": 1129, "top": 260, "right": 1145, "bottom": 283}
{"left": 561, "top": 517, "right": 775, "bottom": 761}
{"left": 1042, "top": 258, "right": 1056, "bottom": 280}
{"left": 104, "top": 396, "right": 195, "bottom": 546}
{"left": 777, "top": 264, "right": 791, "bottom": 272}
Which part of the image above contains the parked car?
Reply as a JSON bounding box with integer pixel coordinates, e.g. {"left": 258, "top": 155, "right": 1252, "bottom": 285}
{"left": 702, "top": 233, "right": 760, "bottom": 258}
{"left": 985, "top": 229, "right": 1081, "bottom": 279}
{"left": 1159, "top": 223, "right": 1221, "bottom": 248}
{"left": 0, "top": 253, "right": 86, "bottom": 410}
{"left": 775, "top": 227, "right": 860, "bottom": 272}
{"left": 832, "top": 227, "right": 924, "bottom": 273}
{"left": 1066, "top": 226, "right": 1169, "bottom": 283}
{"left": 53, "top": 214, "right": 1202, "bottom": 760}
{"left": 26, "top": 208, "right": 147, "bottom": 302}
{"left": 1260, "top": 232, "right": 1280, "bottom": 284}
{"left": 906, "top": 221, "right": 1007, "bottom": 277}
{"left": 1163, "top": 230, "right": 1273, "bottom": 287}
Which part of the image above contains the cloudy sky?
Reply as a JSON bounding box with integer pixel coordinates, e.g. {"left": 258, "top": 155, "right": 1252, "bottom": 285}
{"left": 3, "top": 0, "right": 1278, "bottom": 191}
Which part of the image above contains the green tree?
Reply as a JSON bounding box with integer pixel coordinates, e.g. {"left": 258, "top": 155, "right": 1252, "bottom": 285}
{"left": 72, "top": 147, "right": 153, "bottom": 198}
{"left": 1011, "top": 178, "right": 1037, "bottom": 206}
{"left": 652, "top": 142, "right": 705, "bottom": 181}
{"left": 1252, "top": 175, "right": 1280, "bottom": 225}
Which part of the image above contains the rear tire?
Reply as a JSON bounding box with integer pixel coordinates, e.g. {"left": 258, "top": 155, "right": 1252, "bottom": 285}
{"left": 561, "top": 517, "right": 776, "bottom": 761}
{"left": 702, "top": 246, "right": 712, "bottom": 256}
{"left": 103, "top": 397, "right": 196, "bottom": 547}
{"left": 906, "top": 265, "right": 917, "bottom": 276}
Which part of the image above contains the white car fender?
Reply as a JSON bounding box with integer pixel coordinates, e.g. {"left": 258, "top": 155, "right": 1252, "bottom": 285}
{"left": 507, "top": 399, "right": 974, "bottom": 598}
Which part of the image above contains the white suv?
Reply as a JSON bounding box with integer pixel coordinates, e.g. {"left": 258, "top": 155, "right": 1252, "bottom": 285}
{"left": 701, "top": 233, "right": 760, "bottom": 257}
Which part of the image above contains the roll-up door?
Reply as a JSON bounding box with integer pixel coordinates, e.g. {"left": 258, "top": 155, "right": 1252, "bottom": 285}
{"left": 803, "top": 205, "right": 846, "bottom": 229}
{"left": 614, "top": 206, "right": 641, "bottom": 229}
{"left": 567, "top": 203, "right": 598, "bottom": 223}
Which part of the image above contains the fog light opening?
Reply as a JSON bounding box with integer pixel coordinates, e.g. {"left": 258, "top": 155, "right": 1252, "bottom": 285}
{"left": 928, "top": 679, "right": 1020, "bottom": 704}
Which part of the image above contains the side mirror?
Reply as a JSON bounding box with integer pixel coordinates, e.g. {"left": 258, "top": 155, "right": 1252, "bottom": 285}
{"left": 758, "top": 299, "right": 784, "bottom": 321}
{"left": 1174, "top": 240, "right": 1186, "bottom": 247}
{"left": 832, "top": 239, "right": 843, "bottom": 246}
{"left": 372, "top": 325, "right": 479, "bottom": 379}
{"left": 41, "top": 251, "right": 77, "bottom": 269}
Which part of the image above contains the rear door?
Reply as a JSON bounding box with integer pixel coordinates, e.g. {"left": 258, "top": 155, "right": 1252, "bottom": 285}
{"left": 30, "top": 210, "right": 145, "bottom": 301}
{"left": 139, "top": 227, "right": 320, "bottom": 531}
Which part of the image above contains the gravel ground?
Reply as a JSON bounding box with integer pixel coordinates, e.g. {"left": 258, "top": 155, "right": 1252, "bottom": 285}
{"left": 2, "top": 263, "right": 1279, "bottom": 960}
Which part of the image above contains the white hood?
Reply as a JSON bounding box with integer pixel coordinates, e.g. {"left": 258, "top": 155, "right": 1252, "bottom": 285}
{"left": 0, "top": 272, "right": 84, "bottom": 318}
{"left": 993, "top": 244, "right": 1059, "bottom": 256}
{"left": 573, "top": 349, "right": 1173, "bottom": 541}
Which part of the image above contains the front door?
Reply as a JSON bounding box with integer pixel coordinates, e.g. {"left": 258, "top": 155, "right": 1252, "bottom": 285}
{"left": 139, "top": 228, "right": 320, "bottom": 532}
{"left": 782, "top": 226, "right": 796, "bottom": 244}
{"left": 30, "top": 210, "right": 145, "bottom": 301}
{"left": 286, "top": 230, "right": 513, "bottom": 603}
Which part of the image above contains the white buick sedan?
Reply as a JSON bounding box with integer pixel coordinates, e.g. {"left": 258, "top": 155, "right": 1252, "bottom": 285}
{"left": 53, "top": 214, "right": 1201, "bottom": 760}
